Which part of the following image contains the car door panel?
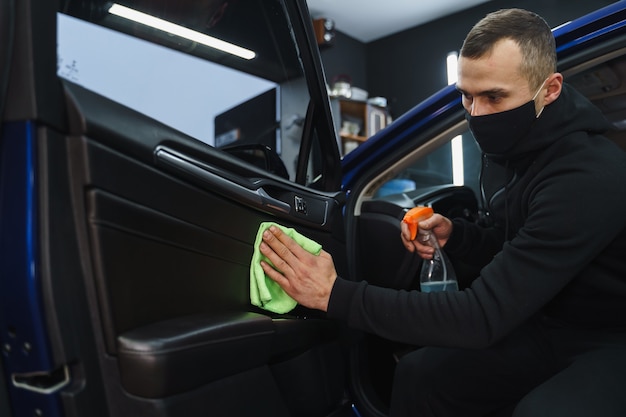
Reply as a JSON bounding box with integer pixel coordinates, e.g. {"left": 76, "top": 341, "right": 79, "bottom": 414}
{"left": 3, "top": 0, "right": 349, "bottom": 415}
{"left": 58, "top": 79, "right": 349, "bottom": 416}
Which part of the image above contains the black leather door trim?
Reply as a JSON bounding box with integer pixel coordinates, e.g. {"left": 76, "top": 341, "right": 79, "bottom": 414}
{"left": 156, "top": 147, "right": 292, "bottom": 215}
{"left": 117, "top": 312, "right": 274, "bottom": 398}
{"left": 155, "top": 145, "right": 344, "bottom": 229}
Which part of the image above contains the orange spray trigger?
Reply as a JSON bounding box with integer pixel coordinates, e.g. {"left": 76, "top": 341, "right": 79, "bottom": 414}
{"left": 402, "top": 206, "right": 434, "bottom": 240}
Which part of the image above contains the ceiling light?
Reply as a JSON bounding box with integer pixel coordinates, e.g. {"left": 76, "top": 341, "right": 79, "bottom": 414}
{"left": 446, "top": 51, "right": 458, "bottom": 85}
{"left": 447, "top": 51, "right": 463, "bottom": 186}
{"left": 108, "top": 3, "right": 256, "bottom": 60}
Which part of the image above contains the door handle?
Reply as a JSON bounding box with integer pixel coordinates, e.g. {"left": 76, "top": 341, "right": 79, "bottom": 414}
{"left": 155, "top": 148, "right": 291, "bottom": 214}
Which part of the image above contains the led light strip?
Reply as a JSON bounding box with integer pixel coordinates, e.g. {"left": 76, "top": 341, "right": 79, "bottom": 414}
{"left": 108, "top": 3, "right": 256, "bottom": 60}
{"left": 447, "top": 51, "right": 464, "bottom": 187}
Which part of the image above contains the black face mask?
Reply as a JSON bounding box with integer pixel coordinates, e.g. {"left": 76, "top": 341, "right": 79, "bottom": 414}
{"left": 465, "top": 83, "right": 545, "bottom": 156}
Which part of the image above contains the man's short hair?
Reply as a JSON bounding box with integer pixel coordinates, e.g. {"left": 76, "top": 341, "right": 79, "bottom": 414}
{"left": 460, "top": 8, "right": 557, "bottom": 90}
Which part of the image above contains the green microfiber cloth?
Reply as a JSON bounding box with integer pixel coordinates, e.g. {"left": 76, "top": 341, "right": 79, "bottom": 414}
{"left": 250, "top": 222, "right": 322, "bottom": 314}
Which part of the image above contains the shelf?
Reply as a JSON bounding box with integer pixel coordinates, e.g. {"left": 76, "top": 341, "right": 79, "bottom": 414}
{"left": 340, "top": 133, "right": 368, "bottom": 142}
{"left": 330, "top": 97, "right": 389, "bottom": 155}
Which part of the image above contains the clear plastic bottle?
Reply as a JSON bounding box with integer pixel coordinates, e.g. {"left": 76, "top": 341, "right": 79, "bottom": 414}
{"left": 403, "top": 207, "right": 459, "bottom": 292}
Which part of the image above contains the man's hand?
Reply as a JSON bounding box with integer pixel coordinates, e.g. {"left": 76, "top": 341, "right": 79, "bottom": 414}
{"left": 259, "top": 226, "right": 337, "bottom": 312}
{"left": 401, "top": 213, "right": 454, "bottom": 259}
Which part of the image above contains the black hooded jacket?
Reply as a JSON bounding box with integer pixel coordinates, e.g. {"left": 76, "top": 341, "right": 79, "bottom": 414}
{"left": 327, "top": 84, "right": 626, "bottom": 348}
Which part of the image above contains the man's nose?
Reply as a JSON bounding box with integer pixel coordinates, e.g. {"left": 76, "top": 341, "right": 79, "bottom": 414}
{"left": 470, "top": 101, "right": 485, "bottom": 116}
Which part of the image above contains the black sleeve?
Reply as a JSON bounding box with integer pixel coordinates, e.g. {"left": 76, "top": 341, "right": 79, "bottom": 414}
{"left": 328, "top": 143, "right": 626, "bottom": 347}
{"left": 444, "top": 218, "right": 505, "bottom": 268}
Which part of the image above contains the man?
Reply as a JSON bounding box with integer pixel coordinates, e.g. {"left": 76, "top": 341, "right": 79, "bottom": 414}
{"left": 259, "top": 8, "right": 626, "bottom": 416}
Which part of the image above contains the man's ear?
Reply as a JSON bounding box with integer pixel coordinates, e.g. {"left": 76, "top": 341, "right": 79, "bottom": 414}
{"left": 543, "top": 72, "right": 563, "bottom": 105}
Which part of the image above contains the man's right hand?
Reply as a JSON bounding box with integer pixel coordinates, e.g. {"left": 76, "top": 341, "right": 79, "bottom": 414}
{"left": 401, "top": 213, "right": 453, "bottom": 259}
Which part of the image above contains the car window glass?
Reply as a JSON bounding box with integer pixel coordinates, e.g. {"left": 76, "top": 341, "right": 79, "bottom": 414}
{"left": 374, "top": 129, "right": 482, "bottom": 200}
{"left": 58, "top": 0, "right": 315, "bottom": 183}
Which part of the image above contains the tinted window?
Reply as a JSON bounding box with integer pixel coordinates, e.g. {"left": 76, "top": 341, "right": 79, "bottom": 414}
{"left": 58, "top": 0, "right": 313, "bottom": 182}
{"left": 374, "top": 129, "right": 482, "bottom": 200}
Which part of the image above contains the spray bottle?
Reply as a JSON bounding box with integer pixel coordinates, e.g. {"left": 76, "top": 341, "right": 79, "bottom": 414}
{"left": 403, "top": 206, "right": 459, "bottom": 292}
